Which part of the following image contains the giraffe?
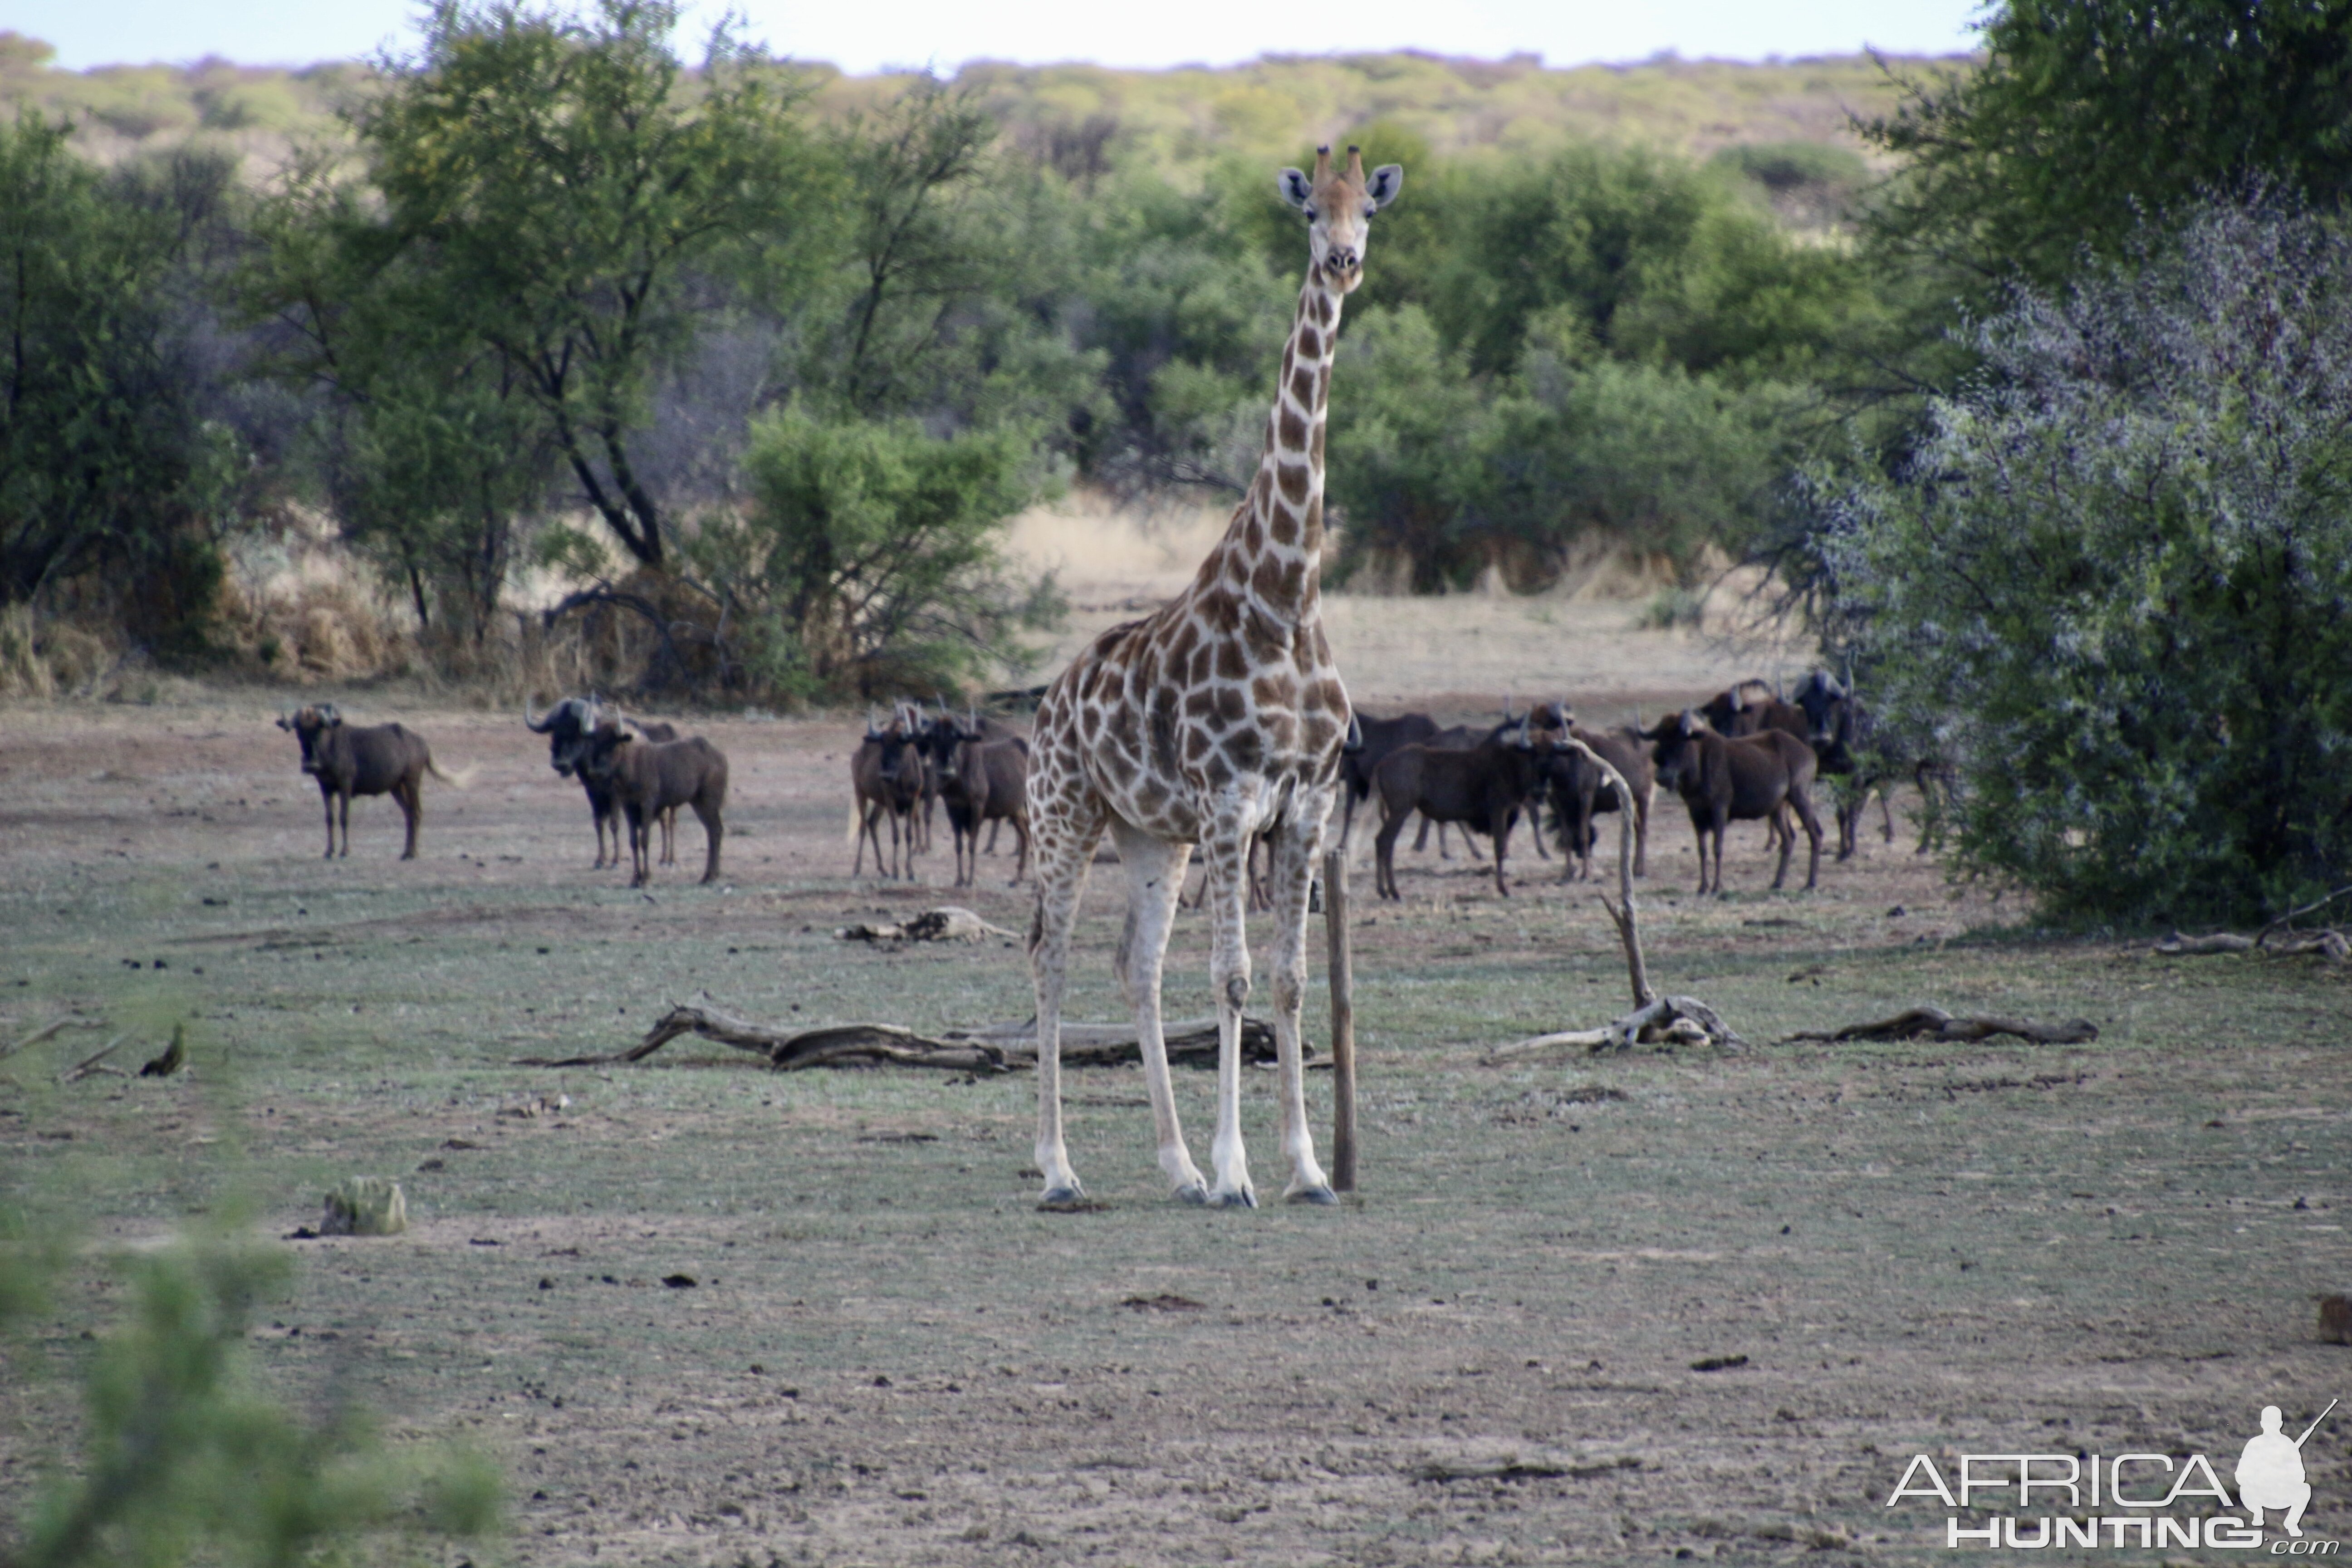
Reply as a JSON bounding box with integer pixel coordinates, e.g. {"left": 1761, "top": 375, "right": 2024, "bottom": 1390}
{"left": 1024, "top": 145, "right": 1402, "bottom": 1208}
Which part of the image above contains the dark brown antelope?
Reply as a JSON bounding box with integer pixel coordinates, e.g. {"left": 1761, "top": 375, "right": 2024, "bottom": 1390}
{"left": 1642, "top": 710, "right": 1823, "bottom": 895}
{"left": 576, "top": 719, "right": 728, "bottom": 887}
{"left": 277, "top": 705, "right": 467, "bottom": 860}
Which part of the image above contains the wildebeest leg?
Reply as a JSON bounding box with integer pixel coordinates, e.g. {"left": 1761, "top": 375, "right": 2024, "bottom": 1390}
{"left": 1108, "top": 820, "right": 1207, "bottom": 1202}
{"left": 1009, "top": 817, "right": 1031, "bottom": 886}
{"left": 694, "top": 796, "right": 723, "bottom": 885}
{"left": 338, "top": 790, "right": 353, "bottom": 859}
{"left": 628, "top": 804, "right": 652, "bottom": 887}
{"left": 1880, "top": 786, "right": 1896, "bottom": 843}
{"left": 318, "top": 781, "right": 337, "bottom": 859}
{"left": 1262, "top": 791, "right": 1336, "bottom": 1205}
{"left": 1414, "top": 813, "right": 1440, "bottom": 858}
{"left": 1789, "top": 785, "right": 1824, "bottom": 891}
{"left": 660, "top": 806, "right": 678, "bottom": 866}
{"left": 1373, "top": 804, "right": 1408, "bottom": 901}
{"left": 397, "top": 778, "right": 421, "bottom": 861}
{"left": 984, "top": 818, "right": 1000, "bottom": 855}
{"left": 1633, "top": 783, "right": 1652, "bottom": 878}
{"left": 1491, "top": 809, "right": 1514, "bottom": 897}
{"left": 1690, "top": 808, "right": 1714, "bottom": 895}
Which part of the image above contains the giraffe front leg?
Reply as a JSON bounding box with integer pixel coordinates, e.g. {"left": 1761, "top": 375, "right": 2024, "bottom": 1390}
{"left": 1109, "top": 821, "right": 1207, "bottom": 1202}
{"left": 1265, "top": 793, "right": 1335, "bottom": 1205}
{"left": 1199, "top": 821, "right": 1257, "bottom": 1209}
{"left": 1027, "top": 789, "right": 1104, "bottom": 1205}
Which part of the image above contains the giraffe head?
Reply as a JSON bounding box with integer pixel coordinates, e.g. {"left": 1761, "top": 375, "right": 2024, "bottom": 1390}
{"left": 1278, "top": 144, "right": 1402, "bottom": 292}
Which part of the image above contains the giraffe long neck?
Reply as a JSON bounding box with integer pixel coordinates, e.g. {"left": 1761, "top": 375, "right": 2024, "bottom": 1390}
{"left": 1206, "top": 270, "right": 1345, "bottom": 621}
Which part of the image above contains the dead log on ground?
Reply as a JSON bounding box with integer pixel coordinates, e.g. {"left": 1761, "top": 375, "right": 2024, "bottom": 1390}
{"left": 1781, "top": 1006, "right": 2098, "bottom": 1045}
{"left": 2155, "top": 927, "right": 2349, "bottom": 962}
{"left": 518, "top": 1003, "right": 1284, "bottom": 1071}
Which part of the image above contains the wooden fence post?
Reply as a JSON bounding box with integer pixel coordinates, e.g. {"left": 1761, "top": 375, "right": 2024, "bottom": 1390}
{"left": 1323, "top": 847, "right": 1357, "bottom": 1193}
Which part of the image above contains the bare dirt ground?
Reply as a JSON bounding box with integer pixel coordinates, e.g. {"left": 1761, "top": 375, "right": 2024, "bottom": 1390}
{"left": 3, "top": 529, "right": 2348, "bottom": 1564}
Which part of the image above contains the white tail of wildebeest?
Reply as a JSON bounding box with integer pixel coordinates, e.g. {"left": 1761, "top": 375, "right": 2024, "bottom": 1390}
{"left": 276, "top": 704, "right": 471, "bottom": 860}
{"left": 524, "top": 696, "right": 679, "bottom": 869}
{"left": 575, "top": 718, "right": 727, "bottom": 887}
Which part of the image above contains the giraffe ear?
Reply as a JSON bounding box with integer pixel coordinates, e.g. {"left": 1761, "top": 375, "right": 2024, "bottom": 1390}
{"left": 1365, "top": 163, "right": 1403, "bottom": 210}
{"left": 1278, "top": 167, "right": 1313, "bottom": 211}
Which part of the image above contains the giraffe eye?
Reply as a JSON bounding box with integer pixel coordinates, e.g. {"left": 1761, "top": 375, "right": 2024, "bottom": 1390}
{"left": 1303, "top": 207, "right": 1317, "bottom": 221}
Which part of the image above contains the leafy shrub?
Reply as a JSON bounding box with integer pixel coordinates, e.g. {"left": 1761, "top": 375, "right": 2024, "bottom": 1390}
{"left": 1815, "top": 199, "right": 2352, "bottom": 926}
{"left": 4, "top": 1213, "right": 498, "bottom": 1568}
{"left": 689, "top": 408, "right": 1061, "bottom": 701}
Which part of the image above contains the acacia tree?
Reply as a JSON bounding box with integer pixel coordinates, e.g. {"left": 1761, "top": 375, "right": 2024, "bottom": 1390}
{"left": 244, "top": 156, "right": 559, "bottom": 647}
{"left": 354, "top": 0, "right": 836, "bottom": 569}
{"left": 1817, "top": 200, "right": 2352, "bottom": 926}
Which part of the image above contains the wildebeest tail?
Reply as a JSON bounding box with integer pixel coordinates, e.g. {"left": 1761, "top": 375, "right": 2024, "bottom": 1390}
{"left": 426, "top": 757, "right": 478, "bottom": 788}
{"left": 845, "top": 796, "right": 862, "bottom": 847}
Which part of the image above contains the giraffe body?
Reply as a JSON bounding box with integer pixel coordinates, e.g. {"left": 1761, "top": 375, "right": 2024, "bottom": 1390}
{"left": 1025, "top": 147, "right": 1401, "bottom": 1207}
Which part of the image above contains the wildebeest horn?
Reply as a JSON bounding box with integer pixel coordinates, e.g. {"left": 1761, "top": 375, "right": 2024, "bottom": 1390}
{"left": 524, "top": 698, "right": 554, "bottom": 732}
{"left": 318, "top": 703, "right": 341, "bottom": 725}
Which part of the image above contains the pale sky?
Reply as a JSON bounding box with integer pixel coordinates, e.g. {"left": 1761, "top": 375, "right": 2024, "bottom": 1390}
{"left": 15, "top": 0, "right": 1985, "bottom": 74}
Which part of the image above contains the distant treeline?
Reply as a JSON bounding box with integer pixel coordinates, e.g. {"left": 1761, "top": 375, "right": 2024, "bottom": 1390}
{"left": 0, "top": 0, "right": 1909, "bottom": 699}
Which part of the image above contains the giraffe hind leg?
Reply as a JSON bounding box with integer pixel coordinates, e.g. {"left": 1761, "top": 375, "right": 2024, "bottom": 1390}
{"left": 1262, "top": 796, "right": 1336, "bottom": 1204}
{"left": 1027, "top": 783, "right": 1107, "bottom": 1205}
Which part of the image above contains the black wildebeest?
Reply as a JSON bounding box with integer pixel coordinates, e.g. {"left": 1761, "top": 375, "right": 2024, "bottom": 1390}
{"left": 1370, "top": 715, "right": 1543, "bottom": 900}
{"left": 1642, "top": 710, "right": 1823, "bottom": 895}
{"left": 1337, "top": 710, "right": 1438, "bottom": 849}
{"left": 576, "top": 719, "right": 728, "bottom": 887}
{"left": 524, "top": 697, "right": 679, "bottom": 868}
{"left": 276, "top": 704, "right": 467, "bottom": 860}
{"left": 849, "top": 714, "right": 925, "bottom": 879}
{"left": 1791, "top": 670, "right": 1955, "bottom": 858}
{"left": 1532, "top": 702, "right": 1657, "bottom": 880}
{"left": 931, "top": 717, "right": 1032, "bottom": 887}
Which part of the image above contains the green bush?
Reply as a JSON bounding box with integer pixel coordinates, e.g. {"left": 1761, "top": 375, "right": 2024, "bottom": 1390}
{"left": 690, "top": 407, "right": 1061, "bottom": 701}
{"left": 1817, "top": 200, "right": 2352, "bottom": 926}
{"left": 4, "top": 1215, "right": 498, "bottom": 1568}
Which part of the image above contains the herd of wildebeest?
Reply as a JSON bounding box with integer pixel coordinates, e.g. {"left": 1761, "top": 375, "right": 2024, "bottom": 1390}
{"left": 271, "top": 671, "right": 1943, "bottom": 900}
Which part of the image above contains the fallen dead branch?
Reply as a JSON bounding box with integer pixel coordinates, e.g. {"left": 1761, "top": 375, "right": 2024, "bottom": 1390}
{"left": 2154, "top": 927, "right": 2349, "bottom": 963}
{"left": 0, "top": 1013, "right": 104, "bottom": 1066}
{"left": 58, "top": 1034, "right": 130, "bottom": 1083}
{"left": 1493, "top": 739, "right": 1745, "bottom": 1058}
{"left": 519, "top": 1002, "right": 1284, "bottom": 1071}
{"left": 1414, "top": 1453, "right": 1642, "bottom": 1483}
{"left": 1781, "top": 1006, "right": 2098, "bottom": 1045}
{"left": 835, "top": 907, "right": 1019, "bottom": 944}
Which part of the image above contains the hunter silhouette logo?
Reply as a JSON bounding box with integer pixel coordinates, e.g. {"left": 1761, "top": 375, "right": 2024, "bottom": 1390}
{"left": 2239, "top": 1401, "right": 2334, "bottom": 1539}
{"left": 1884, "top": 1398, "right": 2339, "bottom": 1551}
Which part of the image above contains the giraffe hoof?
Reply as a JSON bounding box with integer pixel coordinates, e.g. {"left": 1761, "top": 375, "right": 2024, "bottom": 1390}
{"left": 1173, "top": 1182, "right": 1209, "bottom": 1205}
{"left": 1287, "top": 1185, "right": 1338, "bottom": 1206}
{"left": 1209, "top": 1187, "right": 1257, "bottom": 1210}
{"left": 1039, "top": 1183, "right": 1085, "bottom": 1206}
